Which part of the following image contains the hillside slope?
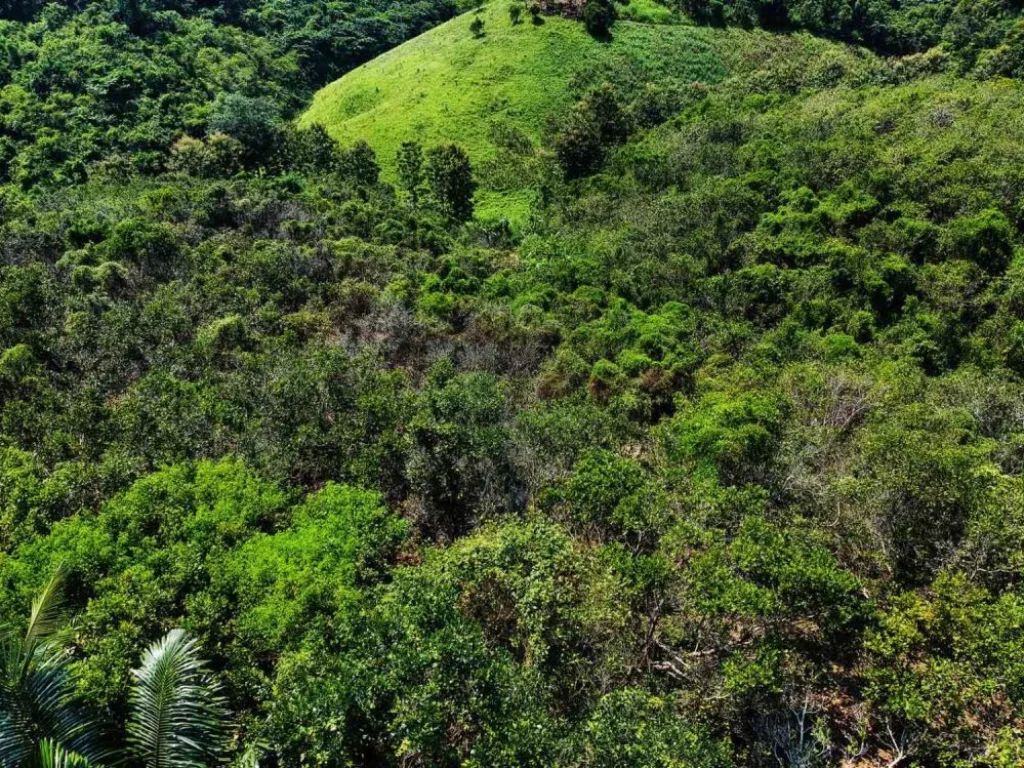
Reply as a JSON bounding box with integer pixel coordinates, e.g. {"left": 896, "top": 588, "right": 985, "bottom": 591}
{"left": 301, "top": 2, "right": 727, "bottom": 176}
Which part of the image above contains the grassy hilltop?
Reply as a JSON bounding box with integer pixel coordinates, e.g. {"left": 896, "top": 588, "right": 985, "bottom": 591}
{"left": 300, "top": 1, "right": 882, "bottom": 220}
{"left": 301, "top": 1, "right": 727, "bottom": 177}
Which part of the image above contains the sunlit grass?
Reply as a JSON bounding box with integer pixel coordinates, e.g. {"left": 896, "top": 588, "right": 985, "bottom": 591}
{"left": 301, "top": 1, "right": 726, "bottom": 179}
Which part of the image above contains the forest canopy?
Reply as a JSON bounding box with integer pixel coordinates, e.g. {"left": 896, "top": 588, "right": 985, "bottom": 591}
{"left": 2, "top": 0, "right": 1024, "bottom": 766}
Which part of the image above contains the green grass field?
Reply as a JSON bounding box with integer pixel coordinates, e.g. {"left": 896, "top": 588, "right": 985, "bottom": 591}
{"left": 301, "top": 2, "right": 726, "bottom": 180}
{"left": 618, "top": 0, "right": 681, "bottom": 24}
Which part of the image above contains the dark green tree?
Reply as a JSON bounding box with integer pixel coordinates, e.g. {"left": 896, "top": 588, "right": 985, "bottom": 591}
{"left": 553, "top": 83, "right": 630, "bottom": 178}
{"left": 116, "top": 0, "right": 150, "bottom": 34}
{"left": 338, "top": 140, "right": 381, "bottom": 187}
{"left": 553, "top": 110, "right": 604, "bottom": 179}
{"left": 426, "top": 144, "right": 476, "bottom": 222}
{"left": 207, "top": 94, "right": 282, "bottom": 166}
{"left": 397, "top": 140, "right": 426, "bottom": 206}
{"left": 292, "top": 123, "right": 341, "bottom": 174}
{"left": 583, "top": 0, "right": 617, "bottom": 37}
{"left": 586, "top": 82, "right": 631, "bottom": 144}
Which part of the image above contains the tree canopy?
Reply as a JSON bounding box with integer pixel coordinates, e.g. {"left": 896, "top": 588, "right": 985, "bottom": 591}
{"left": 3, "top": 0, "right": 1024, "bottom": 765}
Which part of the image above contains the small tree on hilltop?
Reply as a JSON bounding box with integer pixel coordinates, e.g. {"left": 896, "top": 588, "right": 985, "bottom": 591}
{"left": 583, "top": 0, "right": 616, "bottom": 37}
{"left": 470, "top": 16, "right": 486, "bottom": 37}
{"left": 509, "top": 3, "right": 523, "bottom": 24}
{"left": 426, "top": 144, "right": 476, "bottom": 222}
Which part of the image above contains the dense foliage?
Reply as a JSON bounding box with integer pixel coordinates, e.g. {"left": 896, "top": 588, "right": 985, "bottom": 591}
{"left": 678, "top": 0, "right": 1024, "bottom": 62}
{"left": 3, "top": 0, "right": 1024, "bottom": 765}
{"left": 0, "top": 0, "right": 458, "bottom": 185}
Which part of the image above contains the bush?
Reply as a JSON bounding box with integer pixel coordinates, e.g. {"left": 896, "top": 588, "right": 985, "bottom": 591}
{"left": 226, "top": 483, "right": 408, "bottom": 651}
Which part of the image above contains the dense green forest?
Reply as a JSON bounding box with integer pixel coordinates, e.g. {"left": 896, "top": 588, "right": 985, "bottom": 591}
{"left": 3, "top": 0, "right": 1024, "bottom": 765}
{"left": 0, "top": 0, "right": 458, "bottom": 185}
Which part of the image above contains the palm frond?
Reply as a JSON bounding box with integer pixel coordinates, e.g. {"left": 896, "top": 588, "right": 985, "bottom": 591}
{"left": 23, "top": 568, "right": 68, "bottom": 657}
{"left": 127, "top": 629, "right": 229, "bottom": 768}
{"left": 37, "top": 738, "right": 95, "bottom": 768}
{"left": 0, "top": 570, "right": 108, "bottom": 768}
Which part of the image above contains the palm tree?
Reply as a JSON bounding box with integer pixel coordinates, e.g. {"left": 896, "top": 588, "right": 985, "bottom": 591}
{"left": 127, "top": 628, "right": 229, "bottom": 768}
{"left": 1, "top": 573, "right": 231, "bottom": 768}
{"left": 0, "top": 571, "right": 106, "bottom": 767}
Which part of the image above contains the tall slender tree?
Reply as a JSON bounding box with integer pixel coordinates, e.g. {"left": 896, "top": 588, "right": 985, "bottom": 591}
{"left": 397, "top": 140, "right": 426, "bottom": 207}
